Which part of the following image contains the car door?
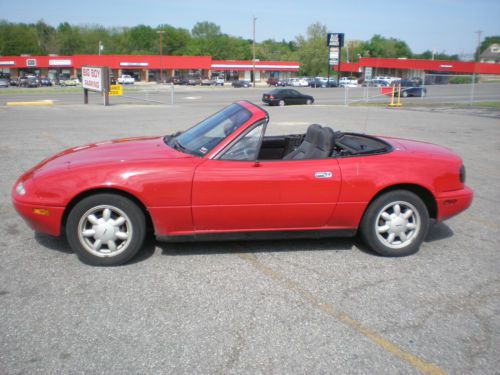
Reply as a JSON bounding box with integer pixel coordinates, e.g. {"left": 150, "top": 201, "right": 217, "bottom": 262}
{"left": 191, "top": 123, "right": 341, "bottom": 232}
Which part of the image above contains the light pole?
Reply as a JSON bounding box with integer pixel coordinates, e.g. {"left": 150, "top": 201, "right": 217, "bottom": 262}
{"left": 470, "top": 30, "right": 482, "bottom": 105}
{"left": 157, "top": 30, "right": 165, "bottom": 83}
{"left": 252, "top": 16, "right": 257, "bottom": 88}
{"left": 98, "top": 41, "right": 103, "bottom": 55}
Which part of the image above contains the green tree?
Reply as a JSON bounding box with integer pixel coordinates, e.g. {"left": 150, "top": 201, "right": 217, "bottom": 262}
{"left": 56, "top": 22, "right": 83, "bottom": 55}
{"left": 0, "top": 21, "right": 42, "bottom": 55}
{"left": 191, "top": 21, "right": 221, "bottom": 39}
{"left": 361, "top": 34, "right": 412, "bottom": 58}
{"left": 476, "top": 35, "right": 500, "bottom": 60}
{"left": 295, "top": 22, "right": 328, "bottom": 76}
{"left": 156, "top": 25, "right": 192, "bottom": 55}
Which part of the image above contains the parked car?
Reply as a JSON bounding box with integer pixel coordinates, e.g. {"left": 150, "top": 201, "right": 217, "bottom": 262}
{"left": 392, "top": 80, "right": 427, "bottom": 97}
{"left": 9, "top": 78, "right": 18, "bottom": 86}
{"left": 11, "top": 101, "right": 473, "bottom": 266}
{"left": 262, "top": 88, "right": 314, "bottom": 106}
{"left": 232, "top": 80, "right": 251, "bottom": 88}
{"left": 60, "top": 77, "right": 79, "bottom": 87}
{"left": 310, "top": 77, "right": 337, "bottom": 88}
{"left": 362, "top": 79, "right": 389, "bottom": 87}
{"left": 201, "top": 78, "right": 215, "bottom": 86}
{"left": 117, "top": 75, "right": 135, "bottom": 84}
{"left": 40, "top": 77, "right": 52, "bottom": 87}
{"left": 214, "top": 76, "right": 225, "bottom": 86}
{"left": 290, "top": 78, "right": 309, "bottom": 87}
{"left": 339, "top": 77, "right": 358, "bottom": 87}
{"left": 0, "top": 78, "right": 9, "bottom": 88}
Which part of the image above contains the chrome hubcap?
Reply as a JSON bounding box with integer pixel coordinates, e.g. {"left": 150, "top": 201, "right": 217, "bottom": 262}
{"left": 375, "top": 201, "right": 420, "bottom": 249}
{"left": 78, "top": 205, "right": 132, "bottom": 258}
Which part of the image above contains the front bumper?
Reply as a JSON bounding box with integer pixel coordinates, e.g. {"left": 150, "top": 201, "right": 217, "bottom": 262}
{"left": 436, "top": 186, "right": 473, "bottom": 222}
{"left": 12, "top": 199, "right": 64, "bottom": 236}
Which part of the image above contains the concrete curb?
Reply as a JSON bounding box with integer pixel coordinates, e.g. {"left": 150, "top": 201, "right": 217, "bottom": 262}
{"left": 6, "top": 100, "right": 54, "bottom": 107}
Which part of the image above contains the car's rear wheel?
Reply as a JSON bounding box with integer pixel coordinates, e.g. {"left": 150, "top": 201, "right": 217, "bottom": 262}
{"left": 278, "top": 100, "right": 285, "bottom": 106}
{"left": 402, "top": 91, "right": 409, "bottom": 98}
{"left": 66, "top": 193, "right": 146, "bottom": 266}
{"left": 360, "top": 190, "right": 429, "bottom": 257}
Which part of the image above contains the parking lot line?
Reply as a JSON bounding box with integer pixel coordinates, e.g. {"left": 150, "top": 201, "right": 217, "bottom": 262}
{"left": 237, "top": 252, "right": 447, "bottom": 375}
{"left": 6, "top": 100, "right": 54, "bottom": 106}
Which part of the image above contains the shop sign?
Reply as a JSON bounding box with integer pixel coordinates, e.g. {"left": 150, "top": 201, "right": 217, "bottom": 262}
{"left": 26, "top": 59, "right": 37, "bottom": 67}
{"left": 327, "top": 33, "right": 344, "bottom": 48}
{"left": 0, "top": 61, "right": 15, "bottom": 66}
{"left": 120, "top": 62, "right": 148, "bottom": 67}
{"left": 82, "top": 66, "right": 103, "bottom": 92}
{"left": 49, "top": 59, "right": 72, "bottom": 66}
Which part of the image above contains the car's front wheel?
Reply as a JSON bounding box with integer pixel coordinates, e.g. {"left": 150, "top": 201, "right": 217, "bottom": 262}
{"left": 360, "top": 190, "right": 429, "bottom": 257}
{"left": 66, "top": 193, "right": 146, "bottom": 266}
{"left": 306, "top": 99, "right": 313, "bottom": 105}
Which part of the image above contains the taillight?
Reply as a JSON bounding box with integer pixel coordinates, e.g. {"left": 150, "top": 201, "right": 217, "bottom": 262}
{"left": 269, "top": 95, "right": 274, "bottom": 100}
{"left": 459, "top": 164, "right": 466, "bottom": 183}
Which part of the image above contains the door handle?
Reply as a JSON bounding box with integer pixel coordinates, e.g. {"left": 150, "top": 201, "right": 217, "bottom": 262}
{"left": 314, "top": 171, "right": 333, "bottom": 179}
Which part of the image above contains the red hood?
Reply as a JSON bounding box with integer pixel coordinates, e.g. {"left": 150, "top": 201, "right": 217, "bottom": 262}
{"left": 27, "top": 136, "right": 190, "bottom": 178}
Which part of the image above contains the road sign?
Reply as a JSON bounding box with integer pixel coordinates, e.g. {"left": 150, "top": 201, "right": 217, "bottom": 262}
{"left": 109, "top": 84, "right": 123, "bottom": 96}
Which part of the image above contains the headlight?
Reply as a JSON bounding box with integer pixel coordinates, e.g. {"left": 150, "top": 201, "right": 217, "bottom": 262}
{"left": 15, "top": 182, "right": 26, "bottom": 196}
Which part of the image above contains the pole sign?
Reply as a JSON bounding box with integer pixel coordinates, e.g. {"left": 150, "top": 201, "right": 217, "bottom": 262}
{"left": 82, "top": 66, "right": 104, "bottom": 92}
{"left": 327, "top": 33, "right": 344, "bottom": 86}
{"left": 327, "top": 33, "right": 344, "bottom": 48}
{"left": 82, "top": 66, "right": 110, "bottom": 106}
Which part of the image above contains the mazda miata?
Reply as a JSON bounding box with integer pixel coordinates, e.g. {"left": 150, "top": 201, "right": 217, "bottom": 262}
{"left": 12, "top": 101, "right": 473, "bottom": 265}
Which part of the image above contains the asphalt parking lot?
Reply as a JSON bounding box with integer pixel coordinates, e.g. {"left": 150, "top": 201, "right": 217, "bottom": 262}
{"left": 1, "top": 89, "right": 499, "bottom": 374}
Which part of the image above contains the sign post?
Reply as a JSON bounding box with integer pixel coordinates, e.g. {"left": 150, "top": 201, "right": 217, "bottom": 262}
{"left": 327, "top": 33, "right": 344, "bottom": 85}
{"left": 82, "top": 66, "right": 110, "bottom": 106}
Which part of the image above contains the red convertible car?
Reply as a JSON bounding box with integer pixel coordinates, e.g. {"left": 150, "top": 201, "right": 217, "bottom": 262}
{"left": 12, "top": 101, "right": 473, "bottom": 266}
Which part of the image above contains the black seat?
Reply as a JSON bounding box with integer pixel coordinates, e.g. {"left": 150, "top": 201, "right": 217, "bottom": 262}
{"left": 283, "top": 124, "right": 335, "bottom": 160}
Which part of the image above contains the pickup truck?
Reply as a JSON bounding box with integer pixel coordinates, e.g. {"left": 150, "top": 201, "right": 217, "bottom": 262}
{"left": 117, "top": 75, "right": 135, "bottom": 84}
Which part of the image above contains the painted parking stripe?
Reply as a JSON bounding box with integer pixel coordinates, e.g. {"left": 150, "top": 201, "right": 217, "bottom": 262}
{"left": 238, "top": 252, "right": 447, "bottom": 375}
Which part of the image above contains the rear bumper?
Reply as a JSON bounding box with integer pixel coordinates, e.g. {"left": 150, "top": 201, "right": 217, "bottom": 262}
{"left": 436, "top": 186, "right": 473, "bottom": 222}
{"left": 12, "top": 200, "right": 64, "bottom": 236}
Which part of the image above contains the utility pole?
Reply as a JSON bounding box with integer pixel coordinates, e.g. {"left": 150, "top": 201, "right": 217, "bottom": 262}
{"left": 470, "top": 30, "right": 482, "bottom": 105}
{"left": 252, "top": 16, "right": 257, "bottom": 88}
{"left": 98, "top": 41, "right": 103, "bottom": 55}
{"left": 157, "top": 30, "right": 165, "bottom": 83}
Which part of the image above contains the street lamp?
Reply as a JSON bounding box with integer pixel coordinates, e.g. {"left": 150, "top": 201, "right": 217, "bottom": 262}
{"left": 252, "top": 16, "right": 257, "bottom": 88}
{"left": 157, "top": 30, "right": 165, "bottom": 83}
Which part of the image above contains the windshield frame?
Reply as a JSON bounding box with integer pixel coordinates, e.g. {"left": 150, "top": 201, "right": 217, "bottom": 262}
{"left": 164, "top": 103, "right": 253, "bottom": 157}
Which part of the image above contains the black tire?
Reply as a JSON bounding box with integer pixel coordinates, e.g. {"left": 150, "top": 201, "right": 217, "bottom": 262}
{"left": 66, "top": 193, "right": 146, "bottom": 266}
{"left": 360, "top": 190, "right": 429, "bottom": 257}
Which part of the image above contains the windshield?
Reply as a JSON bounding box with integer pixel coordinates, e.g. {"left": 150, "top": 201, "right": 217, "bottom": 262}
{"left": 167, "top": 103, "right": 252, "bottom": 157}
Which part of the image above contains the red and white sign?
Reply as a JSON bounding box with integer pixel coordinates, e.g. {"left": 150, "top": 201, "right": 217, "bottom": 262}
{"left": 49, "top": 59, "right": 72, "bottom": 66}
{"left": 82, "top": 66, "right": 103, "bottom": 92}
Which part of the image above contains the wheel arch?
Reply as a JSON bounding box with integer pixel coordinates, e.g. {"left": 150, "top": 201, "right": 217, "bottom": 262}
{"left": 61, "top": 188, "right": 154, "bottom": 235}
{"left": 365, "top": 184, "right": 437, "bottom": 220}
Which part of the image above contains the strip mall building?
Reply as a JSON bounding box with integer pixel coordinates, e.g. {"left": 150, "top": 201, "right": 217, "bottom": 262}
{"left": 0, "top": 54, "right": 499, "bottom": 82}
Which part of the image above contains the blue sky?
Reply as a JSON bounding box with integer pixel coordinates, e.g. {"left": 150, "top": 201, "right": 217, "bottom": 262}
{"left": 2, "top": 0, "right": 499, "bottom": 57}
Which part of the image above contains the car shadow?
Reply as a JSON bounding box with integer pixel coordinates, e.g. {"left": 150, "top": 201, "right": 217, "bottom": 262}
{"left": 35, "top": 232, "right": 73, "bottom": 254}
{"left": 158, "top": 237, "right": 355, "bottom": 257}
{"left": 34, "top": 232, "right": 157, "bottom": 265}
{"left": 424, "top": 221, "right": 454, "bottom": 243}
{"left": 33, "top": 222, "right": 454, "bottom": 263}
